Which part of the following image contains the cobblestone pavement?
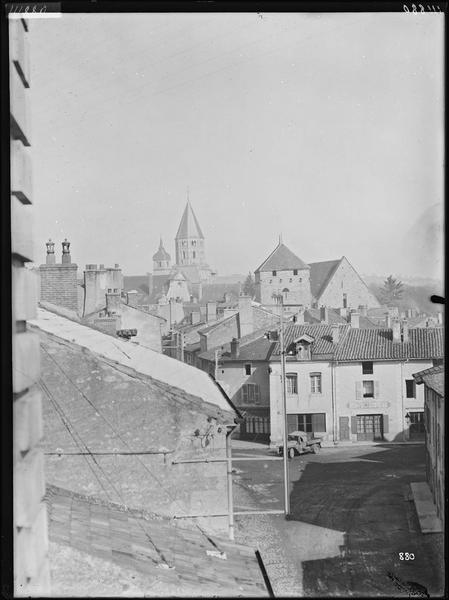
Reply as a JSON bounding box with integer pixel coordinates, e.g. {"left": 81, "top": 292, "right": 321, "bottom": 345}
{"left": 232, "top": 443, "right": 445, "bottom": 598}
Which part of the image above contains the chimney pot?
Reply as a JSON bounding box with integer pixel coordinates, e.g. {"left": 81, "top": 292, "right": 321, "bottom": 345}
{"left": 45, "top": 238, "right": 56, "bottom": 264}
{"left": 230, "top": 337, "right": 240, "bottom": 359}
{"left": 61, "top": 239, "right": 71, "bottom": 264}
{"left": 350, "top": 311, "right": 360, "bottom": 328}
{"left": 401, "top": 319, "right": 409, "bottom": 343}
{"left": 320, "top": 305, "right": 328, "bottom": 323}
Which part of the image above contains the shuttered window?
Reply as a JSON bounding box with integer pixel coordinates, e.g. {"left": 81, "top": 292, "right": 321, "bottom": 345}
{"left": 286, "top": 373, "right": 298, "bottom": 395}
{"left": 405, "top": 380, "right": 416, "bottom": 398}
{"left": 241, "top": 383, "right": 260, "bottom": 404}
{"left": 363, "top": 381, "right": 374, "bottom": 398}
{"left": 310, "top": 372, "right": 322, "bottom": 393}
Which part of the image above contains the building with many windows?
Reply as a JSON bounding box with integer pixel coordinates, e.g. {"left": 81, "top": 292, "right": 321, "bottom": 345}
{"left": 198, "top": 319, "right": 443, "bottom": 447}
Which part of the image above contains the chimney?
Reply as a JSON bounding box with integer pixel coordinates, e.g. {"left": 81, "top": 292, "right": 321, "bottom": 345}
{"left": 238, "top": 294, "right": 253, "bottom": 337}
{"left": 61, "top": 238, "right": 71, "bottom": 264}
{"left": 45, "top": 238, "right": 55, "bottom": 264}
{"left": 126, "top": 290, "right": 138, "bottom": 307}
{"left": 39, "top": 239, "right": 78, "bottom": 312}
{"left": 206, "top": 302, "right": 217, "bottom": 323}
{"left": 199, "top": 305, "right": 207, "bottom": 319}
{"left": 106, "top": 288, "right": 121, "bottom": 315}
{"left": 358, "top": 305, "right": 367, "bottom": 317}
{"left": 293, "top": 308, "right": 304, "bottom": 324}
{"left": 230, "top": 337, "right": 240, "bottom": 359}
{"left": 349, "top": 311, "right": 360, "bottom": 328}
{"left": 331, "top": 323, "right": 340, "bottom": 344}
{"left": 392, "top": 319, "right": 401, "bottom": 343}
{"left": 320, "top": 305, "right": 328, "bottom": 324}
{"left": 401, "top": 319, "right": 409, "bottom": 343}
{"left": 437, "top": 312, "right": 443, "bottom": 325}
{"left": 339, "top": 307, "right": 347, "bottom": 318}
{"left": 191, "top": 311, "right": 201, "bottom": 325}
{"left": 385, "top": 313, "right": 392, "bottom": 328}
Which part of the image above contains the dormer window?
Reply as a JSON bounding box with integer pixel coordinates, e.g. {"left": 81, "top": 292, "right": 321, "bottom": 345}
{"left": 272, "top": 270, "right": 277, "bottom": 276}
{"left": 293, "top": 269, "right": 298, "bottom": 276}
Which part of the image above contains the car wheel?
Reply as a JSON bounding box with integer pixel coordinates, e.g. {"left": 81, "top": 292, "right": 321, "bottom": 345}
{"left": 288, "top": 447, "right": 295, "bottom": 459}
{"left": 311, "top": 444, "right": 320, "bottom": 454}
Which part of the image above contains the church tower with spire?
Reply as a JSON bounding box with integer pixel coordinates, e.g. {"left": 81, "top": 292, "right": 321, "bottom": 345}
{"left": 152, "top": 238, "right": 171, "bottom": 275}
{"left": 174, "top": 199, "right": 206, "bottom": 267}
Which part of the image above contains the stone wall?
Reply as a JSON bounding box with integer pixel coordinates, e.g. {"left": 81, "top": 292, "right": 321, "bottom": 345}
{"left": 11, "top": 17, "right": 51, "bottom": 596}
{"left": 38, "top": 331, "right": 233, "bottom": 535}
{"left": 317, "top": 257, "right": 380, "bottom": 309}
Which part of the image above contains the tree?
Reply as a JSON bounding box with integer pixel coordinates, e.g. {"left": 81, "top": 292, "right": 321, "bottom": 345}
{"left": 381, "top": 275, "right": 404, "bottom": 306}
{"left": 242, "top": 272, "right": 256, "bottom": 298}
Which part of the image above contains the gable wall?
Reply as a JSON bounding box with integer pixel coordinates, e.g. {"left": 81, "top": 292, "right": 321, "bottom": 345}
{"left": 318, "top": 258, "right": 380, "bottom": 309}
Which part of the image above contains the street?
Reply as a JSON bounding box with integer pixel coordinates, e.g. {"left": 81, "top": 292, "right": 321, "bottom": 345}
{"left": 232, "top": 442, "right": 444, "bottom": 597}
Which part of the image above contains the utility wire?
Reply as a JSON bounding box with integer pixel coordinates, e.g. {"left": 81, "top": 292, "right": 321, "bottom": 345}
{"left": 41, "top": 344, "right": 225, "bottom": 554}
{"left": 39, "top": 376, "right": 173, "bottom": 568}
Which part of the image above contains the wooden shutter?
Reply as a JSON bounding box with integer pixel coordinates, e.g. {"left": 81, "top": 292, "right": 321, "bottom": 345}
{"left": 254, "top": 385, "right": 260, "bottom": 404}
{"left": 351, "top": 416, "right": 358, "bottom": 434}
{"left": 241, "top": 385, "right": 248, "bottom": 403}
{"left": 355, "top": 381, "right": 362, "bottom": 401}
{"left": 374, "top": 381, "right": 380, "bottom": 399}
{"left": 383, "top": 414, "right": 389, "bottom": 434}
{"left": 287, "top": 414, "right": 297, "bottom": 432}
{"left": 312, "top": 413, "right": 326, "bottom": 432}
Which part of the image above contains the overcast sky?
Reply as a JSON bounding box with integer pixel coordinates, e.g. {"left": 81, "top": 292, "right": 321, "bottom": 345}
{"left": 25, "top": 11, "right": 444, "bottom": 280}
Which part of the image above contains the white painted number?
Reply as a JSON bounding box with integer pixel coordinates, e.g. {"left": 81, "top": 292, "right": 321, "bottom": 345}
{"left": 399, "top": 552, "right": 415, "bottom": 561}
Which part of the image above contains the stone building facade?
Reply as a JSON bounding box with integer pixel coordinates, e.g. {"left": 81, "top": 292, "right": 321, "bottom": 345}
{"left": 10, "top": 16, "right": 50, "bottom": 596}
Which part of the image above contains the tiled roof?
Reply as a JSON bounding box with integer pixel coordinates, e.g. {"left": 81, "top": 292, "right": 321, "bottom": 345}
{"left": 334, "top": 328, "right": 444, "bottom": 361}
{"left": 199, "top": 329, "right": 274, "bottom": 362}
{"left": 30, "top": 307, "right": 235, "bottom": 415}
{"left": 255, "top": 243, "right": 310, "bottom": 273}
{"left": 308, "top": 259, "right": 341, "bottom": 299}
{"left": 199, "top": 313, "right": 236, "bottom": 335}
{"left": 175, "top": 201, "right": 205, "bottom": 239}
{"left": 46, "top": 486, "right": 268, "bottom": 597}
{"left": 271, "top": 324, "right": 350, "bottom": 358}
{"left": 413, "top": 364, "right": 444, "bottom": 396}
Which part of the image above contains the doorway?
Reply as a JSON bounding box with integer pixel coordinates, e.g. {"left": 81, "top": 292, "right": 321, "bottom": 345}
{"left": 356, "top": 414, "right": 383, "bottom": 441}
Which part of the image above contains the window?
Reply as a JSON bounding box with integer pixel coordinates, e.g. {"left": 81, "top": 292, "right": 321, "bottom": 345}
{"left": 193, "top": 251, "right": 196, "bottom": 259}
{"left": 272, "top": 270, "right": 277, "bottom": 276}
{"left": 406, "top": 380, "right": 416, "bottom": 398}
{"left": 241, "top": 383, "right": 260, "bottom": 404}
{"left": 293, "top": 269, "right": 298, "bottom": 276}
{"left": 244, "top": 363, "right": 252, "bottom": 376}
{"left": 409, "top": 411, "right": 424, "bottom": 434}
{"left": 343, "top": 293, "right": 348, "bottom": 308}
{"left": 363, "top": 381, "right": 374, "bottom": 398}
{"left": 286, "top": 373, "right": 298, "bottom": 395}
{"left": 288, "top": 413, "right": 326, "bottom": 434}
{"left": 310, "top": 372, "right": 322, "bottom": 393}
{"left": 362, "top": 361, "right": 373, "bottom": 375}
{"left": 192, "top": 240, "right": 196, "bottom": 246}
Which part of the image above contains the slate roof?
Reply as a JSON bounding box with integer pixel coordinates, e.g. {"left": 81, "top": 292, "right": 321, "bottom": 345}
{"left": 175, "top": 201, "right": 205, "bottom": 239}
{"left": 271, "top": 324, "right": 350, "bottom": 358}
{"left": 199, "top": 329, "right": 274, "bottom": 362}
{"left": 413, "top": 364, "right": 444, "bottom": 396}
{"left": 30, "top": 307, "right": 235, "bottom": 415}
{"left": 304, "top": 307, "right": 347, "bottom": 325}
{"left": 334, "top": 328, "right": 444, "bottom": 361}
{"left": 45, "top": 485, "right": 268, "bottom": 597}
{"left": 308, "top": 258, "right": 341, "bottom": 299}
{"left": 255, "top": 243, "right": 310, "bottom": 273}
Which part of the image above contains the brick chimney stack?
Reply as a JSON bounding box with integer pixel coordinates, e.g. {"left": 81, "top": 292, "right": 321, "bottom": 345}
{"left": 349, "top": 311, "right": 360, "bottom": 328}
{"left": 358, "top": 305, "right": 368, "bottom": 317}
{"left": 61, "top": 238, "right": 71, "bottom": 264}
{"left": 320, "top": 305, "right": 328, "bottom": 324}
{"left": 385, "top": 313, "right": 392, "bottom": 328}
{"left": 39, "top": 239, "right": 78, "bottom": 312}
{"left": 401, "top": 320, "right": 409, "bottom": 343}
{"left": 331, "top": 323, "right": 340, "bottom": 344}
{"left": 392, "top": 319, "right": 401, "bottom": 343}
{"left": 238, "top": 294, "right": 253, "bottom": 338}
{"left": 45, "top": 238, "right": 55, "bottom": 264}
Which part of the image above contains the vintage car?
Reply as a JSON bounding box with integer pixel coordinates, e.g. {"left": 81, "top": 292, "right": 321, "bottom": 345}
{"left": 278, "top": 430, "right": 322, "bottom": 458}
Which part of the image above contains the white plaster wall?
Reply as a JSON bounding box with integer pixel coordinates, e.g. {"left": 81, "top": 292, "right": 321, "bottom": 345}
{"left": 335, "top": 360, "right": 431, "bottom": 442}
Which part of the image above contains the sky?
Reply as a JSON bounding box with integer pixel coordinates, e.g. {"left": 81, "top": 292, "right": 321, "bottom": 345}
{"left": 23, "top": 11, "right": 444, "bottom": 280}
